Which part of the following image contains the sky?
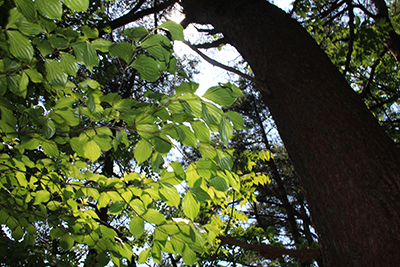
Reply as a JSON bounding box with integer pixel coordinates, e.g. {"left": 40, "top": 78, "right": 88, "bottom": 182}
{"left": 171, "top": 0, "right": 294, "bottom": 96}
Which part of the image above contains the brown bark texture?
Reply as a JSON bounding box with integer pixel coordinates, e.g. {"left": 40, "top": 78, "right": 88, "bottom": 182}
{"left": 181, "top": 0, "right": 400, "bottom": 266}
{"left": 219, "top": 236, "right": 320, "bottom": 263}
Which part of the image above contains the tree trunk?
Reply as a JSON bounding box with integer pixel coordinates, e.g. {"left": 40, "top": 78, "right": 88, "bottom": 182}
{"left": 181, "top": 0, "right": 400, "bottom": 266}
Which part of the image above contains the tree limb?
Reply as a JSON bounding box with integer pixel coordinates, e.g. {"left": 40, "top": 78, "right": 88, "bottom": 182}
{"left": 183, "top": 41, "right": 271, "bottom": 95}
{"left": 218, "top": 236, "right": 321, "bottom": 262}
{"left": 109, "top": 0, "right": 179, "bottom": 30}
{"left": 194, "top": 38, "right": 228, "bottom": 49}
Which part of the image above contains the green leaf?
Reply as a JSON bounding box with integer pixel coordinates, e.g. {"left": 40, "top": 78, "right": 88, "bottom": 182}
{"left": 123, "top": 27, "right": 148, "bottom": 42}
{"left": 61, "top": 54, "right": 78, "bottom": 76}
{"left": 19, "top": 71, "right": 28, "bottom": 98}
{"left": 134, "top": 139, "right": 152, "bottom": 164}
{"left": 136, "top": 123, "right": 158, "bottom": 139}
{"left": 63, "top": 0, "right": 89, "bottom": 12}
{"left": 201, "top": 101, "right": 222, "bottom": 127}
{"left": 203, "top": 83, "right": 243, "bottom": 106}
{"left": 129, "top": 216, "right": 144, "bottom": 238}
{"left": 43, "top": 119, "right": 56, "bottom": 139}
{"left": 225, "top": 111, "right": 245, "bottom": 130}
{"left": 45, "top": 59, "right": 67, "bottom": 86}
{"left": 153, "top": 135, "right": 172, "bottom": 154}
{"left": 91, "top": 39, "right": 112, "bottom": 52}
{"left": 219, "top": 116, "right": 233, "bottom": 146}
{"left": 138, "top": 248, "right": 150, "bottom": 263}
{"left": 33, "top": 190, "right": 50, "bottom": 205}
{"left": 42, "top": 141, "right": 59, "bottom": 156}
{"left": 93, "top": 135, "right": 112, "bottom": 152}
{"left": 109, "top": 42, "right": 134, "bottom": 63}
{"left": 7, "top": 30, "right": 34, "bottom": 62}
{"left": 158, "top": 21, "right": 185, "bottom": 41}
{"left": 12, "top": 226, "right": 24, "bottom": 241}
{"left": 191, "top": 186, "right": 211, "bottom": 202}
{"left": 84, "top": 139, "right": 101, "bottom": 162}
{"left": 82, "top": 25, "right": 98, "bottom": 39}
{"left": 142, "top": 209, "right": 166, "bottom": 225}
{"left": 108, "top": 201, "right": 125, "bottom": 214}
{"left": 182, "top": 191, "right": 199, "bottom": 220}
{"left": 73, "top": 42, "right": 99, "bottom": 71}
{"left": 210, "top": 176, "right": 228, "bottom": 192}
{"left": 49, "top": 34, "right": 68, "bottom": 48}
{"left": 182, "top": 245, "right": 197, "bottom": 266}
{"left": 159, "top": 184, "right": 180, "bottom": 208}
{"left": 25, "top": 69, "right": 43, "bottom": 83}
{"left": 21, "top": 137, "right": 41, "bottom": 150}
{"left": 176, "top": 125, "right": 197, "bottom": 147}
{"left": 14, "top": 0, "right": 36, "bottom": 22}
{"left": 60, "top": 233, "right": 74, "bottom": 250}
{"left": 175, "top": 82, "right": 199, "bottom": 95}
{"left": 191, "top": 120, "right": 210, "bottom": 142}
{"left": 131, "top": 54, "right": 160, "bottom": 82}
{"left": 196, "top": 159, "right": 216, "bottom": 180}
{"left": 199, "top": 143, "right": 217, "bottom": 159}
{"left": 36, "top": 0, "right": 62, "bottom": 19}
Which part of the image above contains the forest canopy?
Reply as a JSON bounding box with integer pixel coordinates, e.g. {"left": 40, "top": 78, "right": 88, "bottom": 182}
{"left": 0, "top": 0, "right": 399, "bottom": 266}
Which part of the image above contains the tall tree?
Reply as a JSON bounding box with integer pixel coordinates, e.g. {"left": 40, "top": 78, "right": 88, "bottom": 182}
{"left": 179, "top": 0, "right": 400, "bottom": 266}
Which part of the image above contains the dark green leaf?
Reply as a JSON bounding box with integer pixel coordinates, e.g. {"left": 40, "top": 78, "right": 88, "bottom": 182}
{"left": 43, "top": 119, "right": 56, "bottom": 139}
{"left": 73, "top": 42, "right": 99, "bottom": 71}
{"left": 124, "top": 27, "right": 149, "bottom": 42}
{"left": 36, "top": 0, "right": 62, "bottom": 19}
{"left": 153, "top": 135, "right": 172, "bottom": 154}
{"left": 61, "top": 53, "right": 78, "bottom": 76}
{"left": 82, "top": 25, "right": 98, "bottom": 39}
{"left": 14, "top": 0, "right": 36, "bottom": 22}
{"left": 60, "top": 234, "right": 74, "bottom": 250}
{"left": 108, "top": 201, "right": 125, "bottom": 214}
{"left": 190, "top": 186, "right": 211, "bottom": 202}
{"left": 109, "top": 42, "right": 134, "bottom": 63}
{"left": 45, "top": 59, "right": 67, "bottom": 86}
{"left": 131, "top": 55, "right": 160, "bottom": 82}
{"left": 7, "top": 30, "right": 34, "bottom": 62}
{"left": 210, "top": 176, "right": 228, "bottom": 192}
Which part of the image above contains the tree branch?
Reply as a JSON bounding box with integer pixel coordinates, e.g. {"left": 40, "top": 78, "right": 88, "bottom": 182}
{"left": 218, "top": 236, "right": 321, "bottom": 262}
{"left": 109, "top": 0, "right": 179, "bottom": 30}
{"left": 194, "top": 38, "right": 228, "bottom": 49}
{"left": 183, "top": 41, "right": 271, "bottom": 95}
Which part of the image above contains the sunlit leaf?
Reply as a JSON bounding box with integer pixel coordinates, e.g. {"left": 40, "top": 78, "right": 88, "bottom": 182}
{"left": 138, "top": 248, "right": 150, "bottom": 263}
{"left": 134, "top": 139, "right": 152, "bottom": 164}
{"left": 158, "top": 21, "right": 185, "bottom": 41}
{"left": 182, "top": 191, "right": 199, "bottom": 220}
{"left": 33, "top": 190, "right": 50, "bottom": 205}
{"left": 219, "top": 116, "right": 233, "bottom": 146}
{"left": 142, "top": 209, "right": 166, "bottom": 225}
{"left": 129, "top": 216, "right": 144, "bottom": 238}
{"left": 84, "top": 139, "right": 101, "bottom": 162}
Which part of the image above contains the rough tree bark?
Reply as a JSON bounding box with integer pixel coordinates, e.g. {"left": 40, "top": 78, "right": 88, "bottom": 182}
{"left": 181, "top": 0, "right": 400, "bottom": 266}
